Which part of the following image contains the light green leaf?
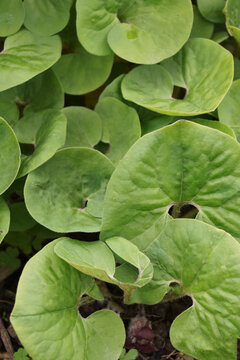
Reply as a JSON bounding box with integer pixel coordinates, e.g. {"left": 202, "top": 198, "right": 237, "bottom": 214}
{"left": 9, "top": 202, "right": 35, "bottom": 232}
{"left": 24, "top": 148, "right": 114, "bottom": 233}
{"left": 190, "top": 118, "right": 236, "bottom": 138}
{"left": 11, "top": 240, "right": 125, "bottom": 360}
{"left": 17, "top": 111, "right": 67, "bottom": 178}
{"left": 0, "top": 0, "right": 24, "bottom": 36}
{"left": 120, "top": 349, "right": 138, "bottom": 360}
{"left": 0, "top": 197, "right": 10, "bottom": 244}
{"left": 14, "top": 348, "right": 28, "bottom": 360}
{"left": 224, "top": 0, "right": 240, "bottom": 45}
{"left": 0, "top": 102, "right": 19, "bottom": 128}
{"left": 0, "top": 29, "right": 61, "bottom": 92}
{"left": 62, "top": 106, "right": 102, "bottom": 148}
{"left": 54, "top": 236, "right": 153, "bottom": 300}
{"left": 218, "top": 79, "right": 240, "bottom": 141}
{"left": 141, "top": 115, "right": 174, "bottom": 135}
{"left": 197, "top": 0, "right": 225, "bottom": 23}
{"left": 24, "top": 0, "right": 74, "bottom": 36}
{"left": 0, "top": 117, "right": 20, "bottom": 194}
{"left": 95, "top": 98, "right": 141, "bottom": 165}
{"left": 141, "top": 219, "right": 240, "bottom": 360}
{"left": 211, "top": 31, "right": 229, "bottom": 43}
{"left": 190, "top": 5, "right": 214, "bottom": 38}
{"left": 76, "top": 0, "right": 193, "bottom": 64}
{"left": 101, "top": 120, "right": 240, "bottom": 249}
{"left": 122, "top": 38, "right": 233, "bottom": 116}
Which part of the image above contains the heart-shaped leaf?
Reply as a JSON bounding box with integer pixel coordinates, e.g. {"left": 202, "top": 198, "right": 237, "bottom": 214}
{"left": 24, "top": 148, "right": 114, "bottom": 233}
{"left": 197, "top": 0, "right": 225, "bottom": 23}
{"left": 0, "top": 0, "right": 24, "bottom": 37}
{"left": 76, "top": 0, "right": 193, "bottom": 64}
{"left": 218, "top": 79, "right": 240, "bottom": 141}
{"left": 54, "top": 236, "right": 153, "bottom": 301}
{"left": 101, "top": 120, "right": 240, "bottom": 249}
{"left": 121, "top": 38, "right": 233, "bottom": 116}
{"left": 17, "top": 111, "right": 67, "bottom": 178}
{"left": 0, "top": 29, "right": 61, "bottom": 92}
{"left": 11, "top": 240, "right": 125, "bottom": 360}
{"left": 224, "top": 0, "right": 240, "bottom": 44}
{"left": 95, "top": 97, "right": 141, "bottom": 165}
{"left": 0, "top": 117, "right": 20, "bottom": 194}
{"left": 62, "top": 106, "right": 102, "bottom": 148}
{"left": 24, "top": 0, "right": 74, "bottom": 36}
{"left": 132, "top": 219, "right": 240, "bottom": 360}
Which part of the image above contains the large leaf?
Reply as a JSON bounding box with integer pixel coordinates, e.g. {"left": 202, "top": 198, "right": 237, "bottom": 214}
{"left": 62, "top": 107, "right": 102, "bottom": 148}
{"left": 101, "top": 120, "right": 240, "bottom": 249}
{"left": 55, "top": 237, "right": 153, "bottom": 301}
{"left": 218, "top": 79, "right": 240, "bottom": 141}
{"left": 17, "top": 111, "right": 67, "bottom": 178}
{"left": 0, "top": 197, "right": 10, "bottom": 244}
{"left": 0, "top": 29, "right": 61, "bottom": 92}
{"left": 24, "top": 0, "right": 74, "bottom": 36}
{"left": 224, "top": 0, "right": 240, "bottom": 45}
{"left": 0, "top": 117, "right": 20, "bottom": 194}
{"left": 121, "top": 38, "right": 233, "bottom": 116}
{"left": 95, "top": 98, "right": 141, "bottom": 165}
{"left": 76, "top": 0, "right": 193, "bottom": 64}
{"left": 0, "top": 0, "right": 24, "bottom": 36}
{"left": 24, "top": 148, "right": 114, "bottom": 233}
{"left": 197, "top": 0, "right": 225, "bottom": 23}
{"left": 11, "top": 240, "right": 125, "bottom": 360}
{"left": 190, "top": 5, "right": 214, "bottom": 38}
{"left": 133, "top": 219, "right": 240, "bottom": 360}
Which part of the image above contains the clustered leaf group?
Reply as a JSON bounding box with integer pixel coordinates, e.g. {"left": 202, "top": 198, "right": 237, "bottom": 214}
{"left": 0, "top": 0, "right": 240, "bottom": 359}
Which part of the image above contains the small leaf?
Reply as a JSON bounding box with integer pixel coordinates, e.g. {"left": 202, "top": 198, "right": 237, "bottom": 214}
{"left": 14, "top": 348, "right": 28, "bottom": 360}
{"left": 197, "top": 0, "right": 225, "bottom": 23}
{"left": 11, "top": 240, "right": 125, "bottom": 360}
{"left": 0, "top": 247, "right": 20, "bottom": 269}
{"left": 122, "top": 38, "right": 233, "bottom": 116}
{"left": 218, "top": 79, "right": 240, "bottom": 141}
{"left": 95, "top": 97, "right": 141, "bottom": 165}
{"left": 0, "top": 197, "right": 10, "bottom": 244}
{"left": 0, "top": 29, "right": 61, "bottom": 92}
{"left": 0, "top": 0, "right": 24, "bottom": 37}
{"left": 9, "top": 202, "right": 35, "bottom": 232}
{"left": 190, "top": 5, "right": 214, "bottom": 38}
{"left": 24, "top": 148, "right": 114, "bottom": 233}
{"left": 224, "top": 0, "right": 240, "bottom": 45}
{"left": 54, "top": 237, "right": 153, "bottom": 300}
{"left": 62, "top": 106, "right": 102, "bottom": 148}
{"left": 24, "top": 0, "right": 74, "bottom": 36}
{"left": 0, "top": 117, "right": 20, "bottom": 195}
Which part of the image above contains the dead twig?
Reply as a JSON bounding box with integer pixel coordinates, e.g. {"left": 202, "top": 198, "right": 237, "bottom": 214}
{"left": 0, "top": 319, "right": 14, "bottom": 360}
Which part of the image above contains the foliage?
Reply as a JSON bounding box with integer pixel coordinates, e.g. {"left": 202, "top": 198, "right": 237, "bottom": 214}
{"left": 0, "top": 1, "right": 239, "bottom": 360}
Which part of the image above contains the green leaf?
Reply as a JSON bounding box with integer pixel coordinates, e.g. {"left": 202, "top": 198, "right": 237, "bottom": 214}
{"left": 53, "top": 45, "right": 113, "bottom": 95}
{"left": 0, "top": 247, "right": 20, "bottom": 269}
{"left": 0, "top": 197, "right": 10, "bottom": 244}
{"left": 197, "top": 0, "right": 225, "bottom": 23}
{"left": 62, "top": 106, "right": 102, "bottom": 148}
{"left": 0, "top": 29, "right": 61, "bottom": 92}
{"left": 0, "top": 117, "right": 20, "bottom": 194}
{"left": 11, "top": 240, "right": 125, "bottom": 360}
{"left": 190, "top": 5, "right": 214, "bottom": 38}
{"left": 24, "top": 148, "right": 114, "bottom": 233}
{"left": 224, "top": 0, "right": 240, "bottom": 45}
{"left": 0, "top": 0, "right": 24, "bottom": 37}
{"left": 76, "top": 0, "right": 193, "bottom": 64}
{"left": 190, "top": 118, "right": 236, "bottom": 138}
{"left": 122, "top": 38, "right": 233, "bottom": 116}
{"left": 24, "top": 0, "right": 74, "bottom": 36}
{"left": 218, "top": 79, "right": 240, "bottom": 141}
{"left": 14, "top": 348, "right": 29, "bottom": 360}
{"left": 120, "top": 349, "right": 138, "bottom": 360}
{"left": 95, "top": 98, "right": 141, "bottom": 165}
{"left": 17, "top": 111, "right": 67, "bottom": 178}
{"left": 140, "top": 219, "right": 240, "bottom": 360}
{"left": 54, "top": 236, "right": 153, "bottom": 300}
{"left": 9, "top": 202, "right": 35, "bottom": 232}
{"left": 101, "top": 120, "right": 240, "bottom": 249}
{"left": 211, "top": 31, "right": 229, "bottom": 43}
